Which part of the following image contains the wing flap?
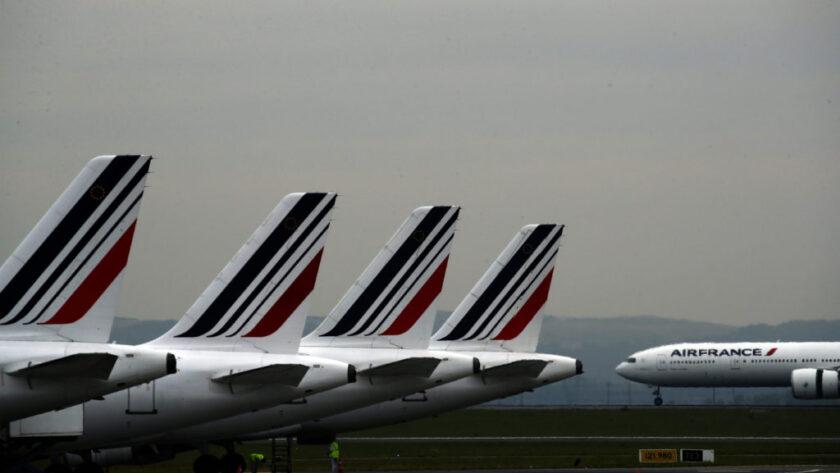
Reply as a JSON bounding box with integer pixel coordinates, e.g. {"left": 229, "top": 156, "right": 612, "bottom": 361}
{"left": 6, "top": 353, "right": 118, "bottom": 380}
{"left": 212, "top": 364, "right": 310, "bottom": 386}
{"left": 360, "top": 357, "right": 441, "bottom": 378}
{"left": 481, "top": 359, "right": 549, "bottom": 378}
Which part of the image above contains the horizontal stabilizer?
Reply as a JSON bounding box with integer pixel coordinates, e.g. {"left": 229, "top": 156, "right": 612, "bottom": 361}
{"left": 481, "top": 359, "right": 549, "bottom": 378}
{"left": 212, "top": 364, "right": 310, "bottom": 386}
{"left": 6, "top": 353, "right": 119, "bottom": 380}
{"left": 361, "top": 357, "right": 441, "bottom": 378}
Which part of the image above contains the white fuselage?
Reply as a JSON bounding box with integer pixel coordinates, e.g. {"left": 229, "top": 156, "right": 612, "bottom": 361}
{"left": 615, "top": 342, "right": 840, "bottom": 387}
{"left": 242, "top": 352, "right": 582, "bottom": 440}
{"left": 0, "top": 342, "right": 173, "bottom": 424}
{"left": 50, "top": 348, "right": 351, "bottom": 451}
{"left": 151, "top": 347, "right": 477, "bottom": 444}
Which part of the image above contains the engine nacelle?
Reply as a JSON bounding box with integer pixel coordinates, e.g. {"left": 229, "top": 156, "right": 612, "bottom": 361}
{"left": 791, "top": 368, "right": 840, "bottom": 399}
{"left": 65, "top": 444, "right": 178, "bottom": 467}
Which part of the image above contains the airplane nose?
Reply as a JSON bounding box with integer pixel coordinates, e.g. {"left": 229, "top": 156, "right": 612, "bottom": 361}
{"left": 615, "top": 362, "right": 627, "bottom": 377}
{"left": 575, "top": 359, "right": 583, "bottom": 375}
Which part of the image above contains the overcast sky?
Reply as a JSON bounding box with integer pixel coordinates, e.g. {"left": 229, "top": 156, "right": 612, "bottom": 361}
{"left": 1, "top": 1, "right": 838, "bottom": 327}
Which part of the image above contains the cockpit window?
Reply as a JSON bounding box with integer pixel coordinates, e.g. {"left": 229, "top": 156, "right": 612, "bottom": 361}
{"left": 626, "top": 357, "right": 636, "bottom": 363}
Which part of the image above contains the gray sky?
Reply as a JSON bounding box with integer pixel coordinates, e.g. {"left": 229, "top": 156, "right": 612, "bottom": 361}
{"left": 1, "top": 1, "right": 838, "bottom": 326}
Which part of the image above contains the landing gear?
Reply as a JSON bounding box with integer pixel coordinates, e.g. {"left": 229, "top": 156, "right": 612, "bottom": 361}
{"left": 652, "top": 386, "right": 663, "bottom": 406}
{"left": 220, "top": 452, "right": 246, "bottom": 473}
{"left": 193, "top": 453, "right": 221, "bottom": 473}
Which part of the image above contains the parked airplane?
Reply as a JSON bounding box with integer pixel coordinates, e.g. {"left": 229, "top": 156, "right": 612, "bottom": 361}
{"left": 38, "top": 192, "right": 353, "bottom": 465}
{"left": 0, "top": 155, "right": 175, "bottom": 426}
{"left": 616, "top": 342, "right": 840, "bottom": 404}
{"left": 78, "top": 206, "right": 477, "bottom": 468}
{"left": 239, "top": 224, "right": 583, "bottom": 441}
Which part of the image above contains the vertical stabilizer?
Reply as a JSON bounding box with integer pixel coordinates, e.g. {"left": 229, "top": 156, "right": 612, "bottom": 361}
{"left": 148, "top": 192, "right": 336, "bottom": 353}
{"left": 431, "top": 224, "right": 563, "bottom": 353}
{"left": 304, "top": 206, "right": 459, "bottom": 349}
{"left": 0, "top": 155, "right": 152, "bottom": 343}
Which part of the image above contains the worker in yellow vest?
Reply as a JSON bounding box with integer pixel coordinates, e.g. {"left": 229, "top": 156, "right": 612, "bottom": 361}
{"left": 249, "top": 453, "right": 265, "bottom": 473}
{"left": 328, "top": 440, "right": 340, "bottom": 473}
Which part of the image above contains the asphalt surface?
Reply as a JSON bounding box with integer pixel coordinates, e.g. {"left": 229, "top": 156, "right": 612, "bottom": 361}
{"left": 342, "top": 469, "right": 839, "bottom": 473}
{"left": 343, "top": 436, "right": 840, "bottom": 443}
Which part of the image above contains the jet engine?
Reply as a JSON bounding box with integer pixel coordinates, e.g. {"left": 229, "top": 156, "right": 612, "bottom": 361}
{"left": 65, "top": 444, "right": 178, "bottom": 467}
{"left": 791, "top": 368, "right": 840, "bottom": 399}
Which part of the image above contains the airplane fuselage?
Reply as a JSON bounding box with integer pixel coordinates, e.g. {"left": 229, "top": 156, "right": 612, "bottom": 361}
{"left": 244, "top": 352, "right": 582, "bottom": 440}
{"left": 0, "top": 341, "right": 173, "bottom": 424}
{"left": 152, "top": 347, "right": 477, "bottom": 444}
{"left": 616, "top": 342, "right": 840, "bottom": 387}
{"left": 49, "top": 348, "right": 351, "bottom": 450}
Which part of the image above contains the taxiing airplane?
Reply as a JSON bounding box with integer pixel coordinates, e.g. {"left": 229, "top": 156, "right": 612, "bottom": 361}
{"left": 243, "top": 224, "right": 582, "bottom": 441}
{"left": 616, "top": 342, "right": 840, "bottom": 404}
{"left": 0, "top": 156, "right": 175, "bottom": 426}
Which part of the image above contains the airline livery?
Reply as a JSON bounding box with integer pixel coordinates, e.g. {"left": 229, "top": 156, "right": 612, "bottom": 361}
{"left": 45, "top": 192, "right": 353, "bottom": 456}
{"left": 3, "top": 160, "right": 585, "bottom": 473}
{"left": 616, "top": 342, "right": 840, "bottom": 404}
{"left": 0, "top": 156, "right": 175, "bottom": 425}
{"left": 242, "top": 224, "right": 583, "bottom": 442}
{"left": 139, "top": 206, "right": 477, "bottom": 448}
{"left": 7, "top": 155, "right": 833, "bottom": 473}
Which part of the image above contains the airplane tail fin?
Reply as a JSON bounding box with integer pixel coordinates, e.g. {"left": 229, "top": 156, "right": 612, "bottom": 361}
{"left": 304, "top": 206, "right": 459, "bottom": 349}
{"left": 0, "top": 155, "right": 152, "bottom": 343}
{"left": 431, "top": 224, "right": 563, "bottom": 353}
{"left": 148, "top": 192, "right": 336, "bottom": 353}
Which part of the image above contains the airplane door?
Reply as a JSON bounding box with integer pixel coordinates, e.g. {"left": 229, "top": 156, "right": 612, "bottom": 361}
{"left": 730, "top": 355, "right": 741, "bottom": 370}
{"left": 656, "top": 354, "right": 667, "bottom": 371}
{"left": 126, "top": 381, "right": 157, "bottom": 414}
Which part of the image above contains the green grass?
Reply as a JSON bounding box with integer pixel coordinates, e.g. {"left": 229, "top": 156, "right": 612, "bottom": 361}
{"left": 347, "top": 405, "right": 840, "bottom": 437}
{"left": 104, "top": 407, "right": 840, "bottom": 472}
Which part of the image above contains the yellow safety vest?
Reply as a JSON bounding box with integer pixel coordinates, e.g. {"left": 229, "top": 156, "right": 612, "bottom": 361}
{"left": 329, "top": 441, "right": 340, "bottom": 459}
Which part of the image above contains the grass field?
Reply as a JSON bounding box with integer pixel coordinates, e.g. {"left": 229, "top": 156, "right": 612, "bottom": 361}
{"left": 106, "top": 406, "right": 840, "bottom": 472}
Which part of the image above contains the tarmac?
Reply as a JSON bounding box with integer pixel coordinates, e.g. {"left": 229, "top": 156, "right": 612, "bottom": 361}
{"left": 338, "top": 468, "right": 839, "bottom": 473}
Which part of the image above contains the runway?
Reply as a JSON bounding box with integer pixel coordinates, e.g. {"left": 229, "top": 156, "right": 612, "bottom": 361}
{"left": 343, "top": 436, "right": 840, "bottom": 443}
{"left": 344, "top": 468, "right": 840, "bottom": 473}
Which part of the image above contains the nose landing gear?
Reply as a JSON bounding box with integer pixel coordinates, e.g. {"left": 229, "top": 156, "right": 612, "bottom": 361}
{"left": 652, "top": 386, "right": 663, "bottom": 406}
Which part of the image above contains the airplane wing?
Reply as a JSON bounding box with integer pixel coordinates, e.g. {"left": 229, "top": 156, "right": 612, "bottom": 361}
{"left": 360, "top": 357, "right": 441, "bottom": 378}
{"left": 5, "top": 353, "right": 119, "bottom": 380}
{"left": 212, "top": 364, "right": 310, "bottom": 386}
{"left": 481, "top": 359, "right": 549, "bottom": 378}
